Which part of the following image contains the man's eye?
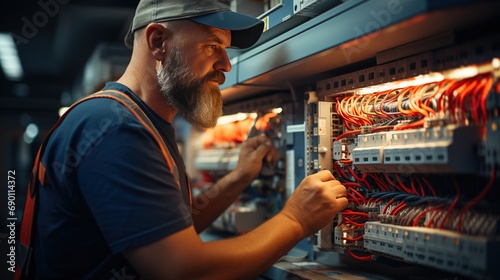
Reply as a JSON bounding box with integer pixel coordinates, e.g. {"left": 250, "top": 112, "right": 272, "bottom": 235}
{"left": 205, "top": 45, "right": 218, "bottom": 56}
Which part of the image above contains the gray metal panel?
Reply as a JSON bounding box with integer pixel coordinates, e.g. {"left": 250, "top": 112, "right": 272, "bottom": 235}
{"left": 235, "top": 0, "right": 367, "bottom": 62}
{"left": 236, "top": 0, "right": 427, "bottom": 84}
{"left": 220, "top": 0, "right": 497, "bottom": 102}
{"left": 222, "top": 0, "right": 367, "bottom": 90}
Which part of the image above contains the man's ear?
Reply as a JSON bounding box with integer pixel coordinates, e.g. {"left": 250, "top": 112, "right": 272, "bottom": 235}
{"left": 145, "top": 23, "right": 171, "bottom": 61}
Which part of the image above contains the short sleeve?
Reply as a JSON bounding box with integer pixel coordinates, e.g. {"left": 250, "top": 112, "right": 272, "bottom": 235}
{"left": 70, "top": 98, "right": 192, "bottom": 253}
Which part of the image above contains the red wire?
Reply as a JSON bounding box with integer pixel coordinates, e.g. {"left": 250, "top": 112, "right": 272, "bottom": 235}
{"left": 413, "top": 177, "right": 426, "bottom": 197}
{"left": 412, "top": 204, "right": 446, "bottom": 227}
{"left": 334, "top": 161, "right": 349, "bottom": 179}
{"left": 465, "top": 77, "right": 482, "bottom": 124}
{"left": 340, "top": 96, "right": 368, "bottom": 127}
{"left": 456, "top": 79, "right": 478, "bottom": 125}
{"left": 336, "top": 101, "right": 353, "bottom": 131}
{"left": 382, "top": 199, "right": 395, "bottom": 214}
{"left": 390, "top": 201, "right": 407, "bottom": 215}
{"left": 340, "top": 159, "right": 353, "bottom": 164}
{"left": 418, "top": 84, "right": 436, "bottom": 116}
{"left": 394, "top": 118, "right": 425, "bottom": 131}
{"left": 457, "top": 168, "right": 496, "bottom": 232}
{"left": 343, "top": 182, "right": 362, "bottom": 187}
{"left": 378, "top": 89, "right": 399, "bottom": 118}
{"left": 426, "top": 79, "right": 444, "bottom": 111}
{"left": 343, "top": 217, "right": 365, "bottom": 227}
{"left": 438, "top": 179, "right": 461, "bottom": 229}
{"left": 421, "top": 176, "right": 437, "bottom": 197}
{"left": 368, "top": 173, "right": 390, "bottom": 192}
{"left": 346, "top": 192, "right": 361, "bottom": 205}
{"left": 426, "top": 206, "right": 444, "bottom": 228}
{"left": 336, "top": 100, "right": 355, "bottom": 131}
{"left": 334, "top": 130, "right": 361, "bottom": 142}
{"left": 395, "top": 174, "right": 417, "bottom": 195}
{"left": 347, "top": 186, "right": 367, "bottom": 204}
{"left": 343, "top": 210, "right": 369, "bottom": 217}
{"left": 469, "top": 77, "right": 482, "bottom": 124}
{"left": 448, "top": 81, "right": 466, "bottom": 123}
{"left": 409, "top": 177, "right": 419, "bottom": 196}
{"left": 342, "top": 236, "right": 364, "bottom": 242}
{"left": 346, "top": 247, "right": 372, "bottom": 261}
{"left": 384, "top": 173, "right": 403, "bottom": 192}
{"left": 479, "top": 75, "right": 493, "bottom": 123}
{"left": 437, "top": 80, "right": 455, "bottom": 115}
{"left": 352, "top": 95, "right": 373, "bottom": 126}
{"left": 347, "top": 165, "right": 369, "bottom": 187}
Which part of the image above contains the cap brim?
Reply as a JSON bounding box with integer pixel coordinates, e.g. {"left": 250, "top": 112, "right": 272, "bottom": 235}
{"left": 191, "top": 10, "right": 264, "bottom": 49}
{"left": 124, "top": 22, "right": 134, "bottom": 49}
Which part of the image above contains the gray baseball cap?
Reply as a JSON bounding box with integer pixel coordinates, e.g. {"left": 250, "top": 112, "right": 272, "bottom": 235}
{"left": 125, "top": 0, "right": 264, "bottom": 49}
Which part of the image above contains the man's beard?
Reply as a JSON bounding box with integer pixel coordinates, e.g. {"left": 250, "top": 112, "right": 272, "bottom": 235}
{"left": 157, "top": 47, "right": 224, "bottom": 129}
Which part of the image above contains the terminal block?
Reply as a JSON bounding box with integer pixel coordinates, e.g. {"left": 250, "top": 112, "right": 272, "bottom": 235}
{"left": 351, "top": 131, "right": 392, "bottom": 172}
{"left": 352, "top": 125, "right": 482, "bottom": 173}
{"left": 364, "top": 222, "right": 500, "bottom": 279}
{"left": 334, "top": 224, "right": 365, "bottom": 249}
{"left": 332, "top": 138, "right": 356, "bottom": 161}
{"left": 305, "top": 96, "right": 335, "bottom": 175}
{"left": 483, "top": 78, "right": 500, "bottom": 177}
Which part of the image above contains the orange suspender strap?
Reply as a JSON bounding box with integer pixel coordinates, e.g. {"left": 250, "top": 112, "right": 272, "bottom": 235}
{"left": 15, "top": 90, "right": 192, "bottom": 279}
{"left": 92, "top": 90, "right": 180, "bottom": 184}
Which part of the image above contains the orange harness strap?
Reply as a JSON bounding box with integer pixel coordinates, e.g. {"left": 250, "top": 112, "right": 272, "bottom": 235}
{"left": 15, "top": 90, "right": 191, "bottom": 279}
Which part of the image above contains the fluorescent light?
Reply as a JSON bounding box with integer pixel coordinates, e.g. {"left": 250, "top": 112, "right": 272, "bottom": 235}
{"left": 271, "top": 107, "right": 283, "bottom": 114}
{"left": 23, "top": 123, "right": 39, "bottom": 144}
{"left": 355, "top": 73, "right": 445, "bottom": 95}
{"left": 25, "top": 123, "right": 39, "bottom": 139}
{"left": 58, "top": 107, "right": 70, "bottom": 116}
{"left": 216, "top": 112, "right": 258, "bottom": 125}
{"left": 0, "top": 33, "right": 24, "bottom": 81}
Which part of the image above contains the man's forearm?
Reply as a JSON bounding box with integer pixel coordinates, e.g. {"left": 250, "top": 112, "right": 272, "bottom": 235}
{"left": 125, "top": 212, "right": 306, "bottom": 280}
{"left": 197, "top": 212, "right": 305, "bottom": 279}
{"left": 191, "top": 170, "right": 254, "bottom": 232}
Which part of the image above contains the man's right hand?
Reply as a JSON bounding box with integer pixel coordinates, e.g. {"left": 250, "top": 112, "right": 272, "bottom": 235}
{"left": 280, "top": 170, "right": 348, "bottom": 237}
{"left": 125, "top": 170, "right": 348, "bottom": 279}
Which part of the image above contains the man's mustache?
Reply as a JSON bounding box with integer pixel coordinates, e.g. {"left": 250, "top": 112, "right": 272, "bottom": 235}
{"left": 205, "top": 71, "right": 226, "bottom": 85}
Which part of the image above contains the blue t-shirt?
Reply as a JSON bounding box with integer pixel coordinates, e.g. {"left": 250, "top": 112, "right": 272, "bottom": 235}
{"left": 34, "top": 82, "right": 193, "bottom": 279}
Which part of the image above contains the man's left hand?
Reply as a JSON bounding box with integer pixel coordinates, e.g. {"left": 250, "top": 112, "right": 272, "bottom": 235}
{"left": 233, "top": 134, "right": 279, "bottom": 182}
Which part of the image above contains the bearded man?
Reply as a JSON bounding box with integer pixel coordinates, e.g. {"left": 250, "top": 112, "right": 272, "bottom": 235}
{"left": 27, "top": 1, "right": 347, "bottom": 279}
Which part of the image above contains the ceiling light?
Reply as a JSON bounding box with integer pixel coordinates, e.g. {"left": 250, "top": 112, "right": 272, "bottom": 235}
{"left": 23, "top": 123, "right": 39, "bottom": 144}
{"left": 58, "top": 106, "right": 69, "bottom": 116}
{"left": 0, "top": 33, "right": 24, "bottom": 81}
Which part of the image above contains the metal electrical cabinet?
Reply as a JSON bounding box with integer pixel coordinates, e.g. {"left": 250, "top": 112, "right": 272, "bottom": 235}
{"left": 198, "top": 0, "right": 500, "bottom": 279}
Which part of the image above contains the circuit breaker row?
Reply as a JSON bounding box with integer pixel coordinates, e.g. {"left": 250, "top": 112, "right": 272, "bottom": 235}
{"left": 351, "top": 125, "right": 482, "bottom": 173}
{"left": 363, "top": 222, "right": 500, "bottom": 278}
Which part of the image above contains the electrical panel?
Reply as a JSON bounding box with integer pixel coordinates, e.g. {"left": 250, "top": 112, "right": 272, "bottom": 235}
{"left": 307, "top": 32, "right": 500, "bottom": 279}
{"left": 193, "top": 93, "right": 295, "bottom": 234}
{"left": 201, "top": 1, "right": 500, "bottom": 278}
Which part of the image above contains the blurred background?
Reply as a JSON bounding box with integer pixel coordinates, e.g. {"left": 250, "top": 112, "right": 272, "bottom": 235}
{"left": 1, "top": 2, "right": 136, "bottom": 278}
{"left": 1, "top": 0, "right": 137, "bottom": 194}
